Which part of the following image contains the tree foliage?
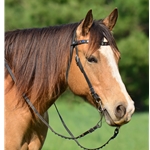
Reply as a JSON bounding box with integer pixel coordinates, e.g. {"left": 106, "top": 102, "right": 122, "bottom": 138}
{"left": 5, "top": 0, "right": 149, "bottom": 111}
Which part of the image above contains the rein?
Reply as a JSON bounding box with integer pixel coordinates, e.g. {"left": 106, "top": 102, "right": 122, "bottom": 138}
{"left": 5, "top": 29, "right": 119, "bottom": 150}
{"left": 5, "top": 60, "right": 102, "bottom": 140}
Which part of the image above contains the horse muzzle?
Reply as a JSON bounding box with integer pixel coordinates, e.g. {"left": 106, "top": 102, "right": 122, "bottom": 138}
{"left": 103, "top": 101, "right": 135, "bottom": 127}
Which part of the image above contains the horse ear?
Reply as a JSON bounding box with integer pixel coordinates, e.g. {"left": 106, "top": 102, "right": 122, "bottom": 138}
{"left": 76, "top": 10, "right": 93, "bottom": 36}
{"left": 102, "top": 8, "right": 118, "bottom": 30}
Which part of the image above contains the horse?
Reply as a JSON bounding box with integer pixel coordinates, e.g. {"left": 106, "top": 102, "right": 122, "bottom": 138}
{"left": 5, "top": 8, "right": 135, "bottom": 150}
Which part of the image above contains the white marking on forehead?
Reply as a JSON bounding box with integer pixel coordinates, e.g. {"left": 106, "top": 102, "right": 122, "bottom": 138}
{"left": 103, "top": 38, "right": 108, "bottom": 42}
{"left": 99, "top": 38, "right": 131, "bottom": 104}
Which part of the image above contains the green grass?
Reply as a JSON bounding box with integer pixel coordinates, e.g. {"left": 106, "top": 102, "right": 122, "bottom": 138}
{"left": 42, "top": 101, "right": 148, "bottom": 150}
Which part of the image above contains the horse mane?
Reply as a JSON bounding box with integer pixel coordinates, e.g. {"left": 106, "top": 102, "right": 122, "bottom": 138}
{"left": 5, "top": 20, "right": 119, "bottom": 110}
{"left": 5, "top": 23, "right": 78, "bottom": 105}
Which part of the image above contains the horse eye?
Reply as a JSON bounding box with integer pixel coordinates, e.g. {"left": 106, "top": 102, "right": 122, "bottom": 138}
{"left": 86, "top": 56, "right": 98, "bottom": 63}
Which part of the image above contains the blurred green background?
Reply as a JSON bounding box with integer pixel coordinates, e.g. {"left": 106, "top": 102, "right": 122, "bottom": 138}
{"left": 5, "top": 0, "right": 148, "bottom": 149}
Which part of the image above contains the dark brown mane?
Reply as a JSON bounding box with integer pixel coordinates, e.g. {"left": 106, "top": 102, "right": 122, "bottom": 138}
{"left": 5, "top": 23, "right": 78, "bottom": 105}
{"left": 5, "top": 20, "right": 119, "bottom": 107}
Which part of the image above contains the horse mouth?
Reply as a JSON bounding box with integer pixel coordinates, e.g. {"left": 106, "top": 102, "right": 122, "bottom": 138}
{"left": 102, "top": 109, "right": 129, "bottom": 127}
{"left": 102, "top": 110, "right": 116, "bottom": 126}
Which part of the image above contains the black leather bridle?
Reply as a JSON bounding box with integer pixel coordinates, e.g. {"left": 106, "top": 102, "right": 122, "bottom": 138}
{"left": 5, "top": 29, "right": 119, "bottom": 150}
{"left": 66, "top": 30, "right": 106, "bottom": 113}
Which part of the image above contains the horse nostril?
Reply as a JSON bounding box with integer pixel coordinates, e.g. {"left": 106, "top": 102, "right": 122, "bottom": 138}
{"left": 115, "top": 105, "right": 126, "bottom": 119}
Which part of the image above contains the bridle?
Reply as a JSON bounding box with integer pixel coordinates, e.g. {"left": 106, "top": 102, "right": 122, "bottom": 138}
{"left": 5, "top": 29, "right": 119, "bottom": 150}
{"left": 66, "top": 30, "right": 105, "bottom": 113}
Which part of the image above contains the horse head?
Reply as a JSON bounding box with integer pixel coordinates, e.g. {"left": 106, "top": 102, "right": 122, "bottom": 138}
{"left": 68, "top": 9, "right": 135, "bottom": 127}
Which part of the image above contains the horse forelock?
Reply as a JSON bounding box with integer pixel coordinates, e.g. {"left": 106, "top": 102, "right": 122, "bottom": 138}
{"left": 88, "top": 20, "right": 120, "bottom": 58}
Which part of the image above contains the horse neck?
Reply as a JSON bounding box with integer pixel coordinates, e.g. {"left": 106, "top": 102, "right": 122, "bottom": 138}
{"left": 33, "top": 42, "right": 70, "bottom": 114}
{"left": 36, "top": 26, "right": 76, "bottom": 113}
{"left": 5, "top": 24, "right": 77, "bottom": 114}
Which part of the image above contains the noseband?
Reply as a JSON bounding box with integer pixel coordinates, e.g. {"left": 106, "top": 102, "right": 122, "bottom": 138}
{"left": 5, "top": 29, "right": 119, "bottom": 150}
